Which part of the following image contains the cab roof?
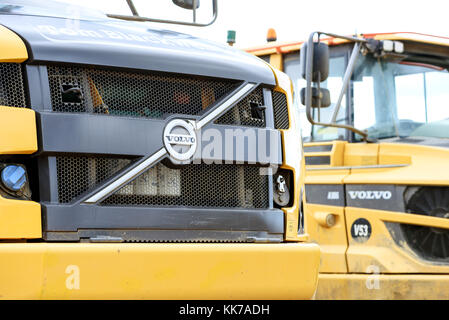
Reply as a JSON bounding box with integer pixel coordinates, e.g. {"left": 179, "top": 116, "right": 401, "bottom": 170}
{"left": 245, "top": 32, "right": 449, "bottom": 56}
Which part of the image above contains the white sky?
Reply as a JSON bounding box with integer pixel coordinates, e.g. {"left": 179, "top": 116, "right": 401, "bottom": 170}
{"left": 58, "top": 0, "right": 449, "bottom": 48}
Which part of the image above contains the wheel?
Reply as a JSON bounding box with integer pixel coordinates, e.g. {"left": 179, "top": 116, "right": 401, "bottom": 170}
{"left": 401, "top": 187, "right": 449, "bottom": 260}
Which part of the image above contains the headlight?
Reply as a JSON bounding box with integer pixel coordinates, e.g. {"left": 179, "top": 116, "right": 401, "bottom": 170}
{"left": 1, "top": 165, "right": 27, "bottom": 192}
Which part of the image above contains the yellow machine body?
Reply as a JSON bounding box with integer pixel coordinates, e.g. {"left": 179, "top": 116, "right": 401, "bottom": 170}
{"left": 305, "top": 141, "right": 449, "bottom": 299}
{"left": 0, "top": 243, "right": 319, "bottom": 300}
{"left": 0, "top": 24, "right": 320, "bottom": 300}
{"left": 248, "top": 32, "right": 449, "bottom": 299}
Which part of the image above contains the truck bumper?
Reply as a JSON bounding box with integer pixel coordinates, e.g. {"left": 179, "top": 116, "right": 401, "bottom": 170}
{"left": 316, "top": 273, "right": 449, "bottom": 299}
{"left": 0, "top": 243, "right": 320, "bottom": 299}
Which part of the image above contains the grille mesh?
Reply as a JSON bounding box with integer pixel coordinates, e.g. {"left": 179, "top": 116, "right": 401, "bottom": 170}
{"left": 0, "top": 63, "right": 27, "bottom": 108}
{"left": 215, "top": 86, "right": 265, "bottom": 127}
{"left": 56, "top": 156, "right": 133, "bottom": 203}
{"left": 102, "top": 162, "right": 269, "bottom": 209}
{"left": 47, "top": 65, "right": 239, "bottom": 119}
{"left": 272, "top": 91, "right": 290, "bottom": 129}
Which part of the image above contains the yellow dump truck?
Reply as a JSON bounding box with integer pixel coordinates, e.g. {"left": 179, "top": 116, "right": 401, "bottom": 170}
{"left": 248, "top": 31, "right": 449, "bottom": 299}
{"left": 0, "top": 1, "right": 320, "bottom": 299}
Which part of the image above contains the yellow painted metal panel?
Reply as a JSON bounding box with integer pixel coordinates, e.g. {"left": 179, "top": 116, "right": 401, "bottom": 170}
{"left": 343, "top": 143, "right": 379, "bottom": 166}
{"left": 245, "top": 47, "right": 278, "bottom": 56}
{"left": 0, "top": 25, "right": 28, "bottom": 62}
{"left": 0, "top": 106, "right": 38, "bottom": 154}
{"left": 345, "top": 207, "right": 449, "bottom": 274}
{"left": 373, "top": 32, "right": 449, "bottom": 47}
{"left": 344, "top": 143, "right": 449, "bottom": 185}
{"left": 269, "top": 53, "right": 283, "bottom": 71}
{"left": 0, "top": 195, "right": 41, "bottom": 239}
{"left": 304, "top": 169, "right": 350, "bottom": 184}
{"left": 304, "top": 164, "right": 349, "bottom": 273}
{"left": 305, "top": 203, "right": 348, "bottom": 273}
{"left": 246, "top": 33, "right": 449, "bottom": 59}
{"left": 316, "top": 274, "right": 449, "bottom": 300}
{"left": 268, "top": 67, "right": 305, "bottom": 241}
{"left": 0, "top": 243, "right": 320, "bottom": 300}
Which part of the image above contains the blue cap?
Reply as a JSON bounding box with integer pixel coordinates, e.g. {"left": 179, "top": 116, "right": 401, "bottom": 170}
{"left": 1, "top": 165, "right": 27, "bottom": 192}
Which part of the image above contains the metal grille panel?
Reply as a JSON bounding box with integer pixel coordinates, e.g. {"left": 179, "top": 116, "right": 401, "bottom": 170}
{"left": 215, "top": 86, "right": 265, "bottom": 127}
{"left": 47, "top": 65, "right": 239, "bottom": 118}
{"left": 102, "top": 162, "right": 269, "bottom": 209}
{"left": 56, "top": 156, "right": 133, "bottom": 203}
{"left": 272, "top": 91, "right": 290, "bottom": 129}
{"left": 0, "top": 63, "right": 27, "bottom": 108}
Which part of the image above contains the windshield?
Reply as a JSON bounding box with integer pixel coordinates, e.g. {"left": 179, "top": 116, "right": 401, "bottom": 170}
{"left": 352, "top": 54, "right": 449, "bottom": 140}
{"left": 285, "top": 48, "right": 349, "bottom": 142}
{"left": 285, "top": 44, "right": 449, "bottom": 142}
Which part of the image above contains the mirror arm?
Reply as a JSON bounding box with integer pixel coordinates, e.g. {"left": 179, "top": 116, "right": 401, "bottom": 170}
{"left": 193, "top": 0, "right": 197, "bottom": 23}
{"left": 126, "top": 0, "right": 139, "bottom": 16}
{"left": 305, "top": 31, "right": 369, "bottom": 141}
{"left": 331, "top": 42, "right": 361, "bottom": 123}
{"left": 319, "top": 32, "right": 368, "bottom": 44}
{"left": 108, "top": 0, "right": 218, "bottom": 27}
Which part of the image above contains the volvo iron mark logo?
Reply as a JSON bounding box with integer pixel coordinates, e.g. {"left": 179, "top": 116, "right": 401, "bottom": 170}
{"left": 163, "top": 119, "right": 197, "bottom": 162}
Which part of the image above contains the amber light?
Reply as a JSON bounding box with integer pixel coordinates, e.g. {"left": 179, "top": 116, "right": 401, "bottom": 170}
{"left": 267, "top": 28, "right": 277, "bottom": 42}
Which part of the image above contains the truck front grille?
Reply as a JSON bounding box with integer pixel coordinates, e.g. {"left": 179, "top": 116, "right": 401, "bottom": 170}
{"left": 272, "top": 91, "right": 289, "bottom": 129}
{"left": 0, "top": 63, "right": 27, "bottom": 108}
{"left": 215, "top": 86, "right": 265, "bottom": 127}
{"left": 56, "top": 156, "right": 269, "bottom": 209}
{"left": 102, "top": 162, "right": 269, "bottom": 209}
{"left": 47, "top": 65, "right": 240, "bottom": 119}
{"left": 56, "top": 156, "right": 134, "bottom": 203}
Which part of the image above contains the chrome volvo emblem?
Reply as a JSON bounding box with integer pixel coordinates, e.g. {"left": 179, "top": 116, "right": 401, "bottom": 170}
{"left": 163, "top": 119, "right": 197, "bottom": 161}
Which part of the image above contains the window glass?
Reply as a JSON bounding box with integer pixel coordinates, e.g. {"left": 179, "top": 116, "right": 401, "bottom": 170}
{"left": 352, "top": 56, "right": 449, "bottom": 140}
{"left": 283, "top": 53, "right": 310, "bottom": 139}
{"left": 425, "top": 72, "right": 449, "bottom": 122}
{"left": 258, "top": 55, "right": 271, "bottom": 63}
{"left": 284, "top": 52, "right": 348, "bottom": 142}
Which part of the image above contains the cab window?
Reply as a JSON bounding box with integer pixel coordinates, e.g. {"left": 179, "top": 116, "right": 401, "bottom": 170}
{"left": 284, "top": 47, "right": 349, "bottom": 142}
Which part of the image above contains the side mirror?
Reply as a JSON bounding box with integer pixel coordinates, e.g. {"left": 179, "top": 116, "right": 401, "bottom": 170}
{"left": 300, "top": 41, "right": 329, "bottom": 83}
{"left": 300, "top": 31, "right": 369, "bottom": 141}
{"left": 300, "top": 88, "right": 331, "bottom": 108}
{"left": 172, "top": 0, "right": 200, "bottom": 10}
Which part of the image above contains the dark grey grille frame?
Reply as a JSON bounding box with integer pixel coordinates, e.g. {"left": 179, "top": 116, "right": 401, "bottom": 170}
{"left": 47, "top": 65, "right": 240, "bottom": 119}
{"left": 215, "top": 86, "right": 266, "bottom": 127}
{"left": 30, "top": 63, "right": 282, "bottom": 241}
{"left": 102, "top": 162, "right": 270, "bottom": 209}
{"left": 272, "top": 90, "right": 290, "bottom": 129}
{"left": 0, "top": 63, "right": 27, "bottom": 108}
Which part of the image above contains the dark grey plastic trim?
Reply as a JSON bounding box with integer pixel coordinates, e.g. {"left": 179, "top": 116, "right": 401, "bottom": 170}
{"left": 46, "top": 230, "right": 283, "bottom": 243}
{"left": 43, "top": 204, "right": 284, "bottom": 232}
{"left": 304, "top": 144, "right": 333, "bottom": 153}
{"left": 37, "top": 112, "right": 166, "bottom": 157}
{"left": 305, "top": 155, "right": 331, "bottom": 165}
{"left": 305, "top": 184, "right": 345, "bottom": 207}
{"left": 37, "top": 157, "right": 59, "bottom": 203}
{"left": 263, "top": 87, "right": 275, "bottom": 129}
{"left": 346, "top": 184, "right": 406, "bottom": 212}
